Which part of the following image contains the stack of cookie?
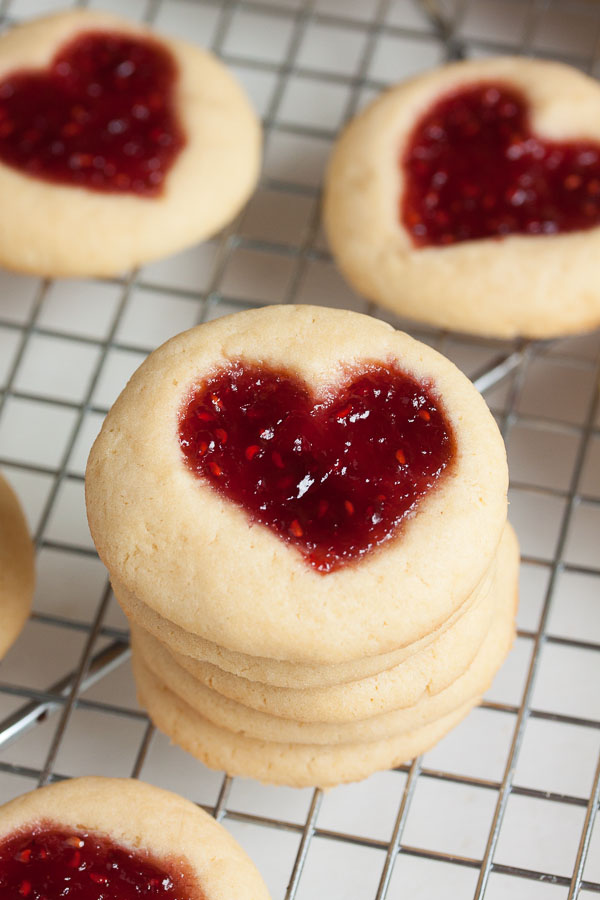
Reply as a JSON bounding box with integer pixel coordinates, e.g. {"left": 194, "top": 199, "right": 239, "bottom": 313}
{"left": 86, "top": 305, "right": 517, "bottom": 788}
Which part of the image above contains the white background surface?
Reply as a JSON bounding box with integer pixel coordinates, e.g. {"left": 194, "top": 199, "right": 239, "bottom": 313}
{"left": 0, "top": 0, "right": 599, "bottom": 898}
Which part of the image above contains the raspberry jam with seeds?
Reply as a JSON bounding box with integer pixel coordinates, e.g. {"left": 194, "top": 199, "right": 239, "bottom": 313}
{"left": 0, "top": 825, "right": 197, "bottom": 899}
{"left": 179, "top": 364, "right": 455, "bottom": 573}
{"left": 402, "top": 82, "right": 600, "bottom": 246}
{"left": 0, "top": 31, "right": 185, "bottom": 195}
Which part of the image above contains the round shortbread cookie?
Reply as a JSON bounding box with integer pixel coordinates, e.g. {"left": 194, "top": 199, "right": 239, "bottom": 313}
{"left": 0, "top": 777, "right": 270, "bottom": 899}
{"left": 0, "top": 472, "right": 34, "bottom": 659}
{"left": 86, "top": 305, "right": 508, "bottom": 664}
{"left": 130, "top": 522, "right": 516, "bottom": 724}
{"left": 131, "top": 575, "right": 491, "bottom": 717}
{"left": 131, "top": 527, "right": 516, "bottom": 744}
{"left": 135, "top": 656, "right": 477, "bottom": 788}
{"left": 0, "top": 10, "right": 260, "bottom": 277}
{"left": 324, "top": 57, "right": 600, "bottom": 339}
{"left": 114, "top": 550, "right": 495, "bottom": 687}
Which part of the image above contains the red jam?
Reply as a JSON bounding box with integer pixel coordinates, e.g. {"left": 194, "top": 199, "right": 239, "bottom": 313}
{"left": 0, "top": 31, "right": 184, "bottom": 196}
{"left": 179, "top": 363, "right": 455, "bottom": 573}
{"left": 402, "top": 82, "right": 600, "bottom": 246}
{"left": 0, "top": 825, "right": 197, "bottom": 899}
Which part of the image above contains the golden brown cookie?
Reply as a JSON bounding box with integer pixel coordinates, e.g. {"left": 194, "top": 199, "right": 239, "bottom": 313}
{"left": 0, "top": 472, "right": 34, "bottom": 659}
{"left": 0, "top": 10, "right": 260, "bottom": 277}
{"left": 134, "top": 659, "right": 478, "bottom": 788}
{"left": 131, "top": 522, "right": 517, "bottom": 745}
{"left": 0, "top": 777, "right": 270, "bottom": 899}
{"left": 86, "top": 305, "right": 508, "bottom": 665}
{"left": 113, "top": 557, "right": 495, "bottom": 688}
{"left": 130, "top": 522, "right": 508, "bottom": 723}
{"left": 325, "top": 57, "right": 600, "bottom": 338}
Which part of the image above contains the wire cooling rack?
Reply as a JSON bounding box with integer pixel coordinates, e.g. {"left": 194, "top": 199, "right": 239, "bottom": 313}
{"left": 0, "top": 0, "right": 599, "bottom": 897}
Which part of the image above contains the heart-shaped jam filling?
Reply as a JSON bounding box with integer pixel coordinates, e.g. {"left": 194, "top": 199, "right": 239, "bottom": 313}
{"left": 402, "top": 82, "right": 600, "bottom": 247}
{"left": 179, "top": 364, "right": 455, "bottom": 573}
{"left": 0, "top": 31, "right": 184, "bottom": 196}
{"left": 0, "top": 825, "right": 196, "bottom": 899}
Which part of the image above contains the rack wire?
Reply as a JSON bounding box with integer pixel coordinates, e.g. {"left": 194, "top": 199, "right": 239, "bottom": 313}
{"left": 0, "top": 0, "right": 599, "bottom": 897}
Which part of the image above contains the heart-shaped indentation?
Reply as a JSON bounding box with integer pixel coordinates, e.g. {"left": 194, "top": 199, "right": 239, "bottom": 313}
{"left": 402, "top": 82, "right": 600, "bottom": 247}
{"left": 179, "top": 364, "right": 455, "bottom": 573}
{"left": 0, "top": 31, "right": 184, "bottom": 195}
{"left": 0, "top": 826, "right": 191, "bottom": 897}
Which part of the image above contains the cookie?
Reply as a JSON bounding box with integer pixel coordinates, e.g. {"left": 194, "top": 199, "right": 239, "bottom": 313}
{"left": 0, "top": 10, "right": 260, "bottom": 277}
{"left": 135, "top": 657, "right": 477, "bottom": 788}
{"left": 0, "top": 776, "right": 270, "bottom": 899}
{"left": 113, "top": 556, "right": 495, "bottom": 687}
{"left": 86, "top": 304, "right": 508, "bottom": 665}
{"left": 324, "top": 57, "right": 600, "bottom": 339}
{"left": 0, "top": 472, "right": 34, "bottom": 659}
{"left": 131, "top": 523, "right": 516, "bottom": 744}
{"left": 130, "top": 521, "right": 511, "bottom": 723}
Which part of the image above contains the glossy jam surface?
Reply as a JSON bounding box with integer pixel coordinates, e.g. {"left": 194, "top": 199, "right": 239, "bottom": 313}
{"left": 0, "top": 31, "right": 184, "bottom": 195}
{"left": 0, "top": 825, "right": 197, "bottom": 899}
{"left": 179, "top": 364, "right": 455, "bottom": 573}
{"left": 402, "top": 82, "right": 600, "bottom": 247}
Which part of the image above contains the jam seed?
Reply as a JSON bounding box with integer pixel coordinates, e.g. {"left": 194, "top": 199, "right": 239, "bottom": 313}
{"left": 210, "top": 393, "right": 224, "bottom": 411}
{"left": 344, "top": 500, "right": 355, "bottom": 516}
{"left": 68, "top": 850, "right": 81, "bottom": 868}
{"left": 89, "top": 873, "right": 108, "bottom": 885}
{"left": 65, "top": 837, "right": 85, "bottom": 848}
{"left": 318, "top": 500, "right": 329, "bottom": 518}
{"left": 405, "top": 209, "right": 422, "bottom": 226}
{"left": 215, "top": 428, "right": 228, "bottom": 444}
{"left": 245, "top": 445, "right": 260, "bottom": 460}
{"left": 19, "top": 880, "right": 31, "bottom": 897}
{"left": 587, "top": 179, "right": 600, "bottom": 196}
{"left": 195, "top": 410, "right": 214, "bottom": 422}
{"left": 209, "top": 461, "right": 222, "bottom": 477}
{"left": 61, "top": 121, "right": 81, "bottom": 137}
{"left": 564, "top": 173, "right": 582, "bottom": 190}
{"left": 395, "top": 449, "right": 406, "bottom": 465}
{"left": 336, "top": 405, "right": 351, "bottom": 420}
{"left": 419, "top": 409, "right": 431, "bottom": 422}
{"left": 17, "top": 849, "right": 31, "bottom": 863}
{"left": 289, "top": 519, "right": 303, "bottom": 538}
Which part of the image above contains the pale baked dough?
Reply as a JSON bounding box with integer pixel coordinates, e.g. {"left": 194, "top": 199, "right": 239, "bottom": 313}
{"left": 130, "top": 520, "right": 516, "bottom": 724}
{"left": 135, "top": 660, "right": 477, "bottom": 788}
{"left": 114, "top": 550, "right": 496, "bottom": 687}
{"left": 131, "top": 522, "right": 516, "bottom": 744}
{"left": 0, "top": 472, "right": 34, "bottom": 658}
{"left": 0, "top": 10, "right": 261, "bottom": 277}
{"left": 324, "top": 57, "right": 600, "bottom": 339}
{"left": 86, "top": 305, "right": 508, "bottom": 664}
{"left": 0, "top": 777, "right": 270, "bottom": 900}
{"left": 131, "top": 585, "right": 490, "bottom": 725}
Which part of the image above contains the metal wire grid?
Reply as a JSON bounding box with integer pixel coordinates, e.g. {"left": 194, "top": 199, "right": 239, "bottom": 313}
{"left": 0, "top": 0, "right": 597, "bottom": 897}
